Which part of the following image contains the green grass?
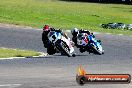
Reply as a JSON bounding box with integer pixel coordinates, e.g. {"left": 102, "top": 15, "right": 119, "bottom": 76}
{"left": 0, "top": 0, "right": 132, "bottom": 35}
{"left": 0, "top": 48, "right": 40, "bottom": 58}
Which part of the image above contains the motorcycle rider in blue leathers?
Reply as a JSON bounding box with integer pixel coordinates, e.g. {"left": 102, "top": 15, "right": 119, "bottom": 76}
{"left": 87, "top": 34, "right": 99, "bottom": 49}
{"left": 71, "top": 28, "right": 99, "bottom": 49}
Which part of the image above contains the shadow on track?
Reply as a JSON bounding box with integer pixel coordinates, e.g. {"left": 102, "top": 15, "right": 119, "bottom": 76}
{"left": 26, "top": 56, "right": 55, "bottom": 59}
{"left": 53, "top": 54, "right": 89, "bottom": 57}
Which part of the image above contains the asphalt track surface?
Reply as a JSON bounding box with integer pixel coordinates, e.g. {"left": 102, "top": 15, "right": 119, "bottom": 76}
{"left": 0, "top": 26, "right": 132, "bottom": 88}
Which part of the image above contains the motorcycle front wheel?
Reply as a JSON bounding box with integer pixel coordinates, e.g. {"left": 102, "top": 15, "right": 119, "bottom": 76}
{"left": 56, "top": 40, "right": 72, "bottom": 57}
{"left": 90, "top": 44, "right": 103, "bottom": 55}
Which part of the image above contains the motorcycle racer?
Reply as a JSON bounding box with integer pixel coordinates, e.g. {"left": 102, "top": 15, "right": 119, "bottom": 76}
{"left": 71, "top": 28, "right": 96, "bottom": 47}
{"left": 42, "top": 25, "right": 50, "bottom": 48}
{"left": 42, "top": 25, "right": 69, "bottom": 47}
{"left": 71, "top": 28, "right": 103, "bottom": 54}
{"left": 42, "top": 25, "right": 74, "bottom": 55}
{"left": 42, "top": 25, "right": 57, "bottom": 55}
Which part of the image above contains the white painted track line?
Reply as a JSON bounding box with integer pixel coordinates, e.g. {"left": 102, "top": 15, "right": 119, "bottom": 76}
{"left": 0, "top": 84, "right": 21, "bottom": 87}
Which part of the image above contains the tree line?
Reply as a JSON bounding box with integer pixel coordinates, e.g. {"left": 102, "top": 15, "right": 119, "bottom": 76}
{"left": 61, "top": 0, "right": 132, "bottom": 4}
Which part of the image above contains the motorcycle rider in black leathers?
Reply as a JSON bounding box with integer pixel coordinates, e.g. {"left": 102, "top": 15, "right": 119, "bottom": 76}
{"left": 42, "top": 25, "right": 70, "bottom": 55}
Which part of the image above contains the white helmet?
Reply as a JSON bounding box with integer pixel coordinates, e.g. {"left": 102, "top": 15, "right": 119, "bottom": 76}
{"left": 71, "top": 28, "right": 79, "bottom": 34}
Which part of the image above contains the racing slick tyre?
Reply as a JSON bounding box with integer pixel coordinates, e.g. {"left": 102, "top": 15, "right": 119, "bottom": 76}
{"left": 90, "top": 45, "right": 103, "bottom": 55}
{"left": 72, "top": 53, "right": 76, "bottom": 57}
{"left": 56, "top": 40, "right": 72, "bottom": 57}
{"left": 80, "top": 48, "right": 84, "bottom": 53}
{"left": 79, "top": 46, "right": 86, "bottom": 53}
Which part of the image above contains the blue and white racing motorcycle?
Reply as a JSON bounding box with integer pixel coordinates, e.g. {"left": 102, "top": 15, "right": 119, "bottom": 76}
{"left": 77, "top": 33, "right": 104, "bottom": 55}
{"left": 48, "top": 31, "right": 76, "bottom": 57}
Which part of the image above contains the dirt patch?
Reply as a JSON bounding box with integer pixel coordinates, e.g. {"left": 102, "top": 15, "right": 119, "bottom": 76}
{"left": 0, "top": 23, "right": 33, "bottom": 29}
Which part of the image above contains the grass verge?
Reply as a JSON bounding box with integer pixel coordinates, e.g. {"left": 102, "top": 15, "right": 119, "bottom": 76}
{"left": 0, "top": 48, "right": 40, "bottom": 58}
{"left": 0, "top": 0, "right": 132, "bottom": 35}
